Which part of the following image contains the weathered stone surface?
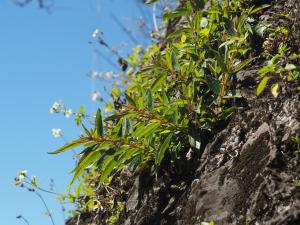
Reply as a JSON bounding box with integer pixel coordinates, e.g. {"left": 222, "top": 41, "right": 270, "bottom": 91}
{"left": 121, "top": 86, "right": 299, "bottom": 225}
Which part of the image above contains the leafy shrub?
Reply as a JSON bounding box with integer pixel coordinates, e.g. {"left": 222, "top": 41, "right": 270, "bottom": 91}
{"left": 50, "top": 0, "right": 272, "bottom": 188}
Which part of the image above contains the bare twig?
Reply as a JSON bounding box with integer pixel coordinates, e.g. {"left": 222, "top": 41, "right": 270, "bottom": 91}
{"left": 152, "top": 2, "right": 159, "bottom": 33}
{"left": 94, "top": 49, "right": 119, "bottom": 70}
{"left": 34, "top": 190, "right": 56, "bottom": 225}
{"left": 16, "top": 215, "right": 30, "bottom": 225}
{"left": 110, "top": 14, "right": 139, "bottom": 45}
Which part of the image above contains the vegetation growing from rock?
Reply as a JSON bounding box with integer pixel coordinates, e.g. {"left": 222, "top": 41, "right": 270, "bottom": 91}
{"left": 43, "top": 0, "right": 299, "bottom": 224}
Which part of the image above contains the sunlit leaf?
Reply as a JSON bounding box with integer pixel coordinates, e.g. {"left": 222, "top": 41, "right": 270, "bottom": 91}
{"left": 134, "top": 123, "right": 160, "bottom": 139}
{"left": 285, "top": 64, "right": 297, "bottom": 71}
{"left": 49, "top": 138, "right": 87, "bottom": 154}
{"left": 151, "top": 74, "right": 166, "bottom": 91}
{"left": 257, "top": 76, "right": 271, "bottom": 96}
{"left": 233, "top": 58, "right": 256, "bottom": 73}
{"left": 96, "top": 109, "right": 104, "bottom": 136}
{"left": 163, "top": 8, "right": 190, "bottom": 21}
{"left": 125, "top": 93, "right": 136, "bottom": 107}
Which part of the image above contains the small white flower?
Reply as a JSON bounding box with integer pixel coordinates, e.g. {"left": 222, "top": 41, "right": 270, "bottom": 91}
{"left": 91, "top": 91, "right": 102, "bottom": 102}
{"left": 50, "top": 100, "right": 62, "bottom": 114}
{"left": 64, "top": 109, "right": 73, "bottom": 118}
{"left": 92, "top": 28, "right": 99, "bottom": 38}
{"left": 89, "top": 71, "right": 98, "bottom": 78}
{"left": 99, "top": 71, "right": 115, "bottom": 79}
{"left": 18, "top": 170, "right": 27, "bottom": 180}
{"left": 52, "top": 128, "right": 62, "bottom": 138}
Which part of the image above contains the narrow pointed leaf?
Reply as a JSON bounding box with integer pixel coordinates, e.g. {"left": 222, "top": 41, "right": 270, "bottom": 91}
{"left": 96, "top": 109, "right": 104, "bottom": 136}
{"left": 134, "top": 123, "right": 160, "bottom": 139}
{"left": 125, "top": 93, "right": 136, "bottom": 107}
{"left": 49, "top": 138, "right": 87, "bottom": 154}
{"left": 146, "top": 88, "right": 153, "bottom": 111}
{"left": 156, "top": 133, "right": 173, "bottom": 165}
{"left": 233, "top": 58, "right": 256, "bottom": 73}
{"left": 151, "top": 74, "right": 166, "bottom": 91}
{"left": 82, "top": 124, "right": 91, "bottom": 137}
{"left": 257, "top": 76, "right": 270, "bottom": 96}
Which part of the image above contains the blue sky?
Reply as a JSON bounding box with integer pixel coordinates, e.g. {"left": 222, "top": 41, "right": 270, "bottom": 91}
{"left": 0, "top": 1, "right": 152, "bottom": 224}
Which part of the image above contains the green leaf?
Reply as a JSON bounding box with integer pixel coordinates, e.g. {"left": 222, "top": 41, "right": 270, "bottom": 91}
{"left": 171, "top": 51, "right": 178, "bottom": 70}
{"left": 144, "top": 0, "right": 159, "bottom": 4}
{"left": 96, "top": 109, "right": 104, "bottom": 136}
{"left": 146, "top": 88, "right": 153, "bottom": 111}
{"left": 219, "top": 106, "right": 236, "bottom": 119}
{"left": 68, "top": 142, "right": 111, "bottom": 188}
{"left": 82, "top": 124, "right": 91, "bottom": 137}
{"left": 100, "top": 146, "right": 128, "bottom": 183}
{"left": 105, "top": 112, "right": 127, "bottom": 122}
{"left": 75, "top": 182, "right": 82, "bottom": 197}
{"left": 257, "top": 76, "right": 271, "bottom": 96}
{"left": 285, "top": 63, "right": 297, "bottom": 71}
{"left": 181, "top": 34, "right": 187, "bottom": 43}
{"left": 49, "top": 138, "right": 87, "bottom": 154}
{"left": 167, "top": 28, "right": 192, "bottom": 40}
{"left": 205, "top": 74, "right": 221, "bottom": 96}
{"left": 100, "top": 156, "right": 118, "bottom": 183}
{"left": 118, "top": 148, "right": 140, "bottom": 165}
{"left": 134, "top": 123, "right": 160, "bottom": 139}
{"left": 136, "top": 65, "right": 160, "bottom": 75}
{"left": 69, "top": 150, "right": 101, "bottom": 188}
{"left": 75, "top": 105, "right": 85, "bottom": 125}
{"left": 151, "top": 74, "right": 166, "bottom": 91}
{"left": 125, "top": 93, "right": 136, "bottom": 107}
{"left": 163, "top": 8, "right": 190, "bottom": 21}
{"left": 156, "top": 133, "right": 173, "bottom": 165}
{"left": 166, "top": 49, "right": 174, "bottom": 70}
{"left": 249, "top": 4, "right": 270, "bottom": 15}
{"left": 233, "top": 58, "right": 256, "bottom": 73}
{"left": 258, "top": 64, "right": 276, "bottom": 76}
{"left": 121, "top": 118, "right": 127, "bottom": 137}
{"left": 223, "top": 17, "right": 236, "bottom": 36}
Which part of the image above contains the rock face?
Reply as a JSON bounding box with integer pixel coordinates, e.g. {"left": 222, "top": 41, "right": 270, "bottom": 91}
{"left": 177, "top": 92, "right": 300, "bottom": 225}
{"left": 122, "top": 80, "right": 299, "bottom": 225}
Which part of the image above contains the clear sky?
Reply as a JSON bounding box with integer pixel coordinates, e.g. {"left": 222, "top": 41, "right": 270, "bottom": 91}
{"left": 0, "top": 1, "right": 152, "bottom": 224}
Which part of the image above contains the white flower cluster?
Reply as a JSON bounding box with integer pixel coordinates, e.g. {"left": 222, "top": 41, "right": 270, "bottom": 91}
{"left": 50, "top": 100, "right": 73, "bottom": 118}
{"left": 88, "top": 71, "right": 120, "bottom": 80}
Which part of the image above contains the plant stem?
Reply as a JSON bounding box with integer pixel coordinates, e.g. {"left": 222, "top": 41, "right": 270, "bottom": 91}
{"left": 152, "top": 3, "right": 159, "bottom": 33}
{"left": 23, "top": 181, "right": 61, "bottom": 196}
{"left": 17, "top": 215, "right": 30, "bottom": 225}
{"left": 33, "top": 191, "right": 56, "bottom": 225}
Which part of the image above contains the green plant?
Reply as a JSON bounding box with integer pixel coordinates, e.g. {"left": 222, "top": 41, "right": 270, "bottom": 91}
{"left": 49, "top": 0, "right": 271, "bottom": 190}
{"left": 257, "top": 43, "right": 299, "bottom": 96}
{"left": 14, "top": 171, "right": 59, "bottom": 225}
